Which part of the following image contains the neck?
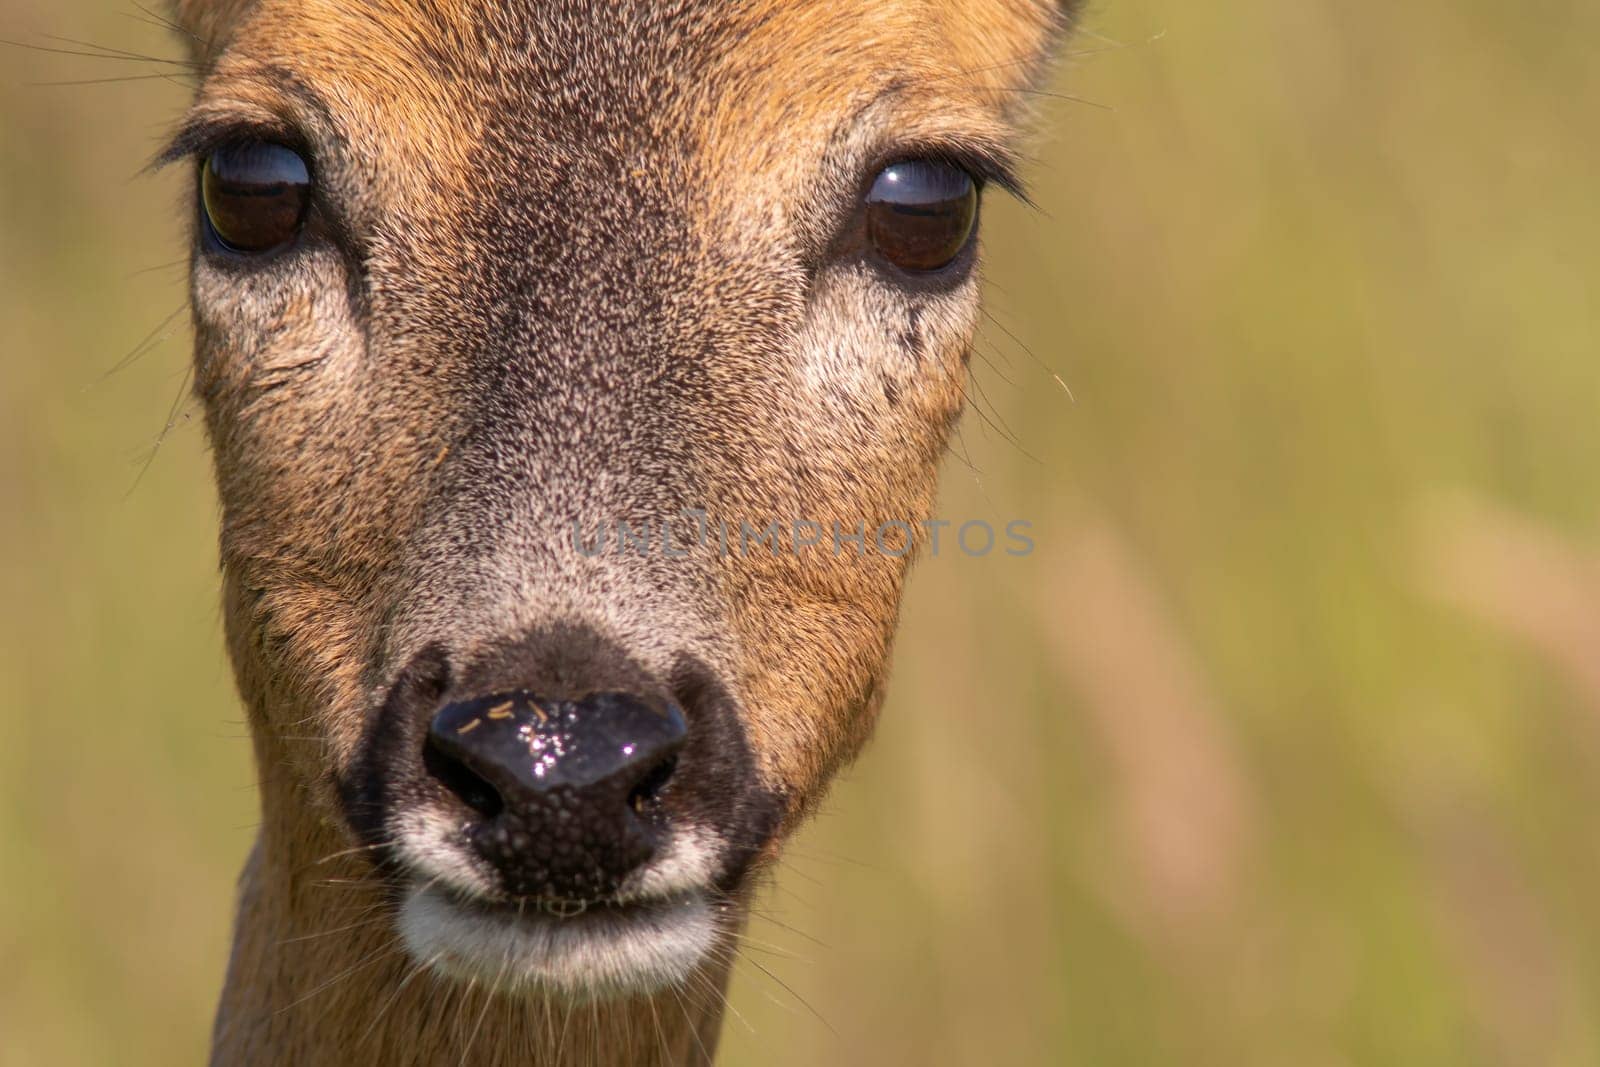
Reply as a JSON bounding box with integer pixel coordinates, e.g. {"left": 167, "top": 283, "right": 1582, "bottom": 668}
{"left": 210, "top": 810, "right": 733, "bottom": 1066}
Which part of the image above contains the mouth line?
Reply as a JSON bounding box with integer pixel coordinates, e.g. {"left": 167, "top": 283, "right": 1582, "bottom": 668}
{"left": 436, "top": 884, "right": 707, "bottom": 923}
{"left": 397, "top": 878, "right": 722, "bottom": 998}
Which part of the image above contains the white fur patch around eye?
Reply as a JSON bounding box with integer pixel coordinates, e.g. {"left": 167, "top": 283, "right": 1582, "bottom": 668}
{"left": 792, "top": 265, "right": 978, "bottom": 407}
{"left": 397, "top": 884, "right": 719, "bottom": 1001}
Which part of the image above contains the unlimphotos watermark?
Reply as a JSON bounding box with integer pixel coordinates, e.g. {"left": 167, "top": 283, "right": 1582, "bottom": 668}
{"left": 570, "top": 510, "right": 1034, "bottom": 559}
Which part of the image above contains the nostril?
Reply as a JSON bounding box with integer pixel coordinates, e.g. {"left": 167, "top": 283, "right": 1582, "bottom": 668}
{"left": 628, "top": 754, "right": 678, "bottom": 814}
{"left": 422, "top": 733, "right": 504, "bottom": 819}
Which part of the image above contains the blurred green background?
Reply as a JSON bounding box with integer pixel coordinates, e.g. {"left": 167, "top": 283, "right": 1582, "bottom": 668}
{"left": 4, "top": 1, "right": 1600, "bottom": 1064}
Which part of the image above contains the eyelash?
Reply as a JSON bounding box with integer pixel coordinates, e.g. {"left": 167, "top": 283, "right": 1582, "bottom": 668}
{"left": 881, "top": 145, "right": 1024, "bottom": 202}
{"left": 158, "top": 118, "right": 300, "bottom": 171}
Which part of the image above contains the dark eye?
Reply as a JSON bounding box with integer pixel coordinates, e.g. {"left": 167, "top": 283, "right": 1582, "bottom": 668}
{"left": 200, "top": 141, "right": 311, "bottom": 254}
{"left": 865, "top": 159, "right": 978, "bottom": 273}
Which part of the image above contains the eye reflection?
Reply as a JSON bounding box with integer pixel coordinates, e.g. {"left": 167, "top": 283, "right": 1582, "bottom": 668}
{"left": 865, "top": 160, "right": 978, "bottom": 273}
{"left": 201, "top": 141, "right": 312, "bottom": 254}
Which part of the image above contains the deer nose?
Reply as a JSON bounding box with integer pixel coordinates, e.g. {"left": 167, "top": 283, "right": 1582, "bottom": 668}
{"left": 422, "top": 691, "right": 686, "bottom": 900}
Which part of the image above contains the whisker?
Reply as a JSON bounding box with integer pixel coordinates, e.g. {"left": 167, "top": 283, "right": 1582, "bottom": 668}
{"left": 127, "top": 0, "right": 204, "bottom": 44}
{"left": 307, "top": 840, "right": 395, "bottom": 869}
{"left": 966, "top": 356, "right": 1025, "bottom": 443}
{"left": 273, "top": 942, "right": 400, "bottom": 1018}
{"left": 308, "top": 876, "right": 390, "bottom": 891}
{"left": 278, "top": 910, "right": 391, "bottom": 946}
{"left": 733, "top": 934, "right": 808, "bottom": 965}
{"left": 953, "top": 372, "right": 1043, "bottom": 466}
{"left": 670, "top": 979, "right": 717, "bottom": 1063}
{"left": 127, "top": 258, "right": 187, "bottom": 279}
{"left": 0, "top": 36, "right": 194, "bottom": 66}
{"left": 947, "top": 419, "right": 981, "bottom": 476}
{"left": 38, "top": 31, "right": 197, "bottom": 66}
{"left": 971, "top": 337, "right": 1021, "bottom": 389}
{"left": 358, "top": 951, "right": 440, "bottom": 1050}
{"left": 459, "top": 971, "right": 497, "bottom": 1067}
{"left": 125, "top": 361, "right": 194, "bottom": 496}
{"left": 538, "top": 979, "right": 555, "bottom": 1062}
{"left": 89, "top": 303, "right": 187, "bottom": 389}
{"left": 30, "top": 71, "right": 197, "bottom": 87}
{"left": 740, "top": 908, "right": 828, "bottom": 952}
{"left": 645, "top": 985, "right": 670, "bottom": 1066}
{"left": 982, "top": 306, "right": 1075, "bottom": 401}
{"left": 556, "top": 992, "right": 576, "bottom": 1065}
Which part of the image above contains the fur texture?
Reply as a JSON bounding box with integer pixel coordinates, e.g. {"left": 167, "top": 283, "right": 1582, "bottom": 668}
{"left": 169, "top": 1, "right": 1078, "bottom": 1063}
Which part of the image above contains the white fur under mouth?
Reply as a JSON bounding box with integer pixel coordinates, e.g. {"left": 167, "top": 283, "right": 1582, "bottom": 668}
{"left": 398, "top": 883, "right": 718, "bottom": 1000}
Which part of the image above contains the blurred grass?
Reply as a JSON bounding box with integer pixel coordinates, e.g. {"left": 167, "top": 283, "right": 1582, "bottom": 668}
{"left": 3, "top": 1, "right": 1599, "bottom": 1064}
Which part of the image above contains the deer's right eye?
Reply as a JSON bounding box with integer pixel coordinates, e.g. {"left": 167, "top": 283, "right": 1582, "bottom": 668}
{"left": 200, "top": 142, "right": 311, "bottom": 254}
{"left": 865, "top": 159, "right": 978, "bottom": 273}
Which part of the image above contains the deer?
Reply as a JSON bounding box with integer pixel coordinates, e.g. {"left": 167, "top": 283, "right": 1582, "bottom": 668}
{"left": 163, "top": 0, "right": 1078, "bottom": 1062}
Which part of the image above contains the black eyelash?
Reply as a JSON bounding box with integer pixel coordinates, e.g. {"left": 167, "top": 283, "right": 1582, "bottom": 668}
{"left": 150, "top": 117, "right": 308, "bottom": 171}
{"left": 947, "top": 149, "right": 1028, "bottom": 202}
{"left": 879, "top": 141, "right": 1030, "bottom": 205}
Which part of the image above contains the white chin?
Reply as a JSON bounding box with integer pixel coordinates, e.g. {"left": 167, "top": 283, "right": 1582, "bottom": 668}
{"left": 397, "top": 883, "right": 718, "bottom": 1001}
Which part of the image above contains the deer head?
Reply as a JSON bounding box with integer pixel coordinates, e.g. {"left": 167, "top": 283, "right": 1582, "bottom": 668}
{"left": 167, "top": 1, "right": 1077, "bottom": 1061}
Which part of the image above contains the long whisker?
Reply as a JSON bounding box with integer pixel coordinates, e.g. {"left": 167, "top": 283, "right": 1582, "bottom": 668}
{"left": 87, "top": 303, "right": 187, "bottom": 390}
{"left": 358, "top": 950, "right": 441, "bottom": 1051}
{"left": 277, "top": 909, "right": 392, "bottom": 947}
{"left": 670, "top": 980, "right": 715, "bottom": 1064}
{"left": 128, "top": 0, "right": 204, "bottom": 44}
{"left": 306, "top": 839, "right": 396, "bottom": 870}
{"left": 556, "top": 992, "right": 576, "bottom": 1065}
{"left": 126, "top": 259, "right": 187, "bottom": 280}
{"left": 459, "top": 968, "right": 499, "bottom": 1067}
{"left": 273, "top": 942, "right": 400, "bottom": 1018}
{"left": 954, "top": 371, "right": 1044, "bottom": 465}
{"left": 125, "top": 361, "right": 193, "bottom": 496}
{"left": 982, "top": 305, "right": 1075, "bottom": 401}
{"left": 30, "top": 71, "right": 197, "bottom": 87}
{"left": 737, "top": 946, "right": 836, "bottom": 1035}
{"left": 0, "top": 36, "right": 195, "bottom": 67}
{"left": 38, "top": 31, "right": 197, "bottom": 65}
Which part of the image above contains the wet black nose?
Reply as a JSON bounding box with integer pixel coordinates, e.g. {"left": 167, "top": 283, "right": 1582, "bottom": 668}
{"left": 423, "top": 691, "right": 687, "bottom": 900}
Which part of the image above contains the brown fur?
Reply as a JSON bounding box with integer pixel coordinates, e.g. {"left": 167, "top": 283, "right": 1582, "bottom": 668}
{"left": 169, "top": 1, "right": 1077, "bottom": 1062}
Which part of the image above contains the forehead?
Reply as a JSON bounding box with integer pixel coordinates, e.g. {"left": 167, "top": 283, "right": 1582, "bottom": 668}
{"left": 186, "top": 0, "right": 1058, "bottom": 205}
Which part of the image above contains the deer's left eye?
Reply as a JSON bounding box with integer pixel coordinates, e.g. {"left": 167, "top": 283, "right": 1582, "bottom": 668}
{"left": 865, "top": 160, "right": 978, "bottom": 273}
{"left": 200, "top": 141, "right": 311, "bottom": 254}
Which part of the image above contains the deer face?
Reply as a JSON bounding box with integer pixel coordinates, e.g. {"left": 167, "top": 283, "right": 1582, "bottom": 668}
{"left": 175, "top": 0, "right": 1070, "bottom": 1001}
